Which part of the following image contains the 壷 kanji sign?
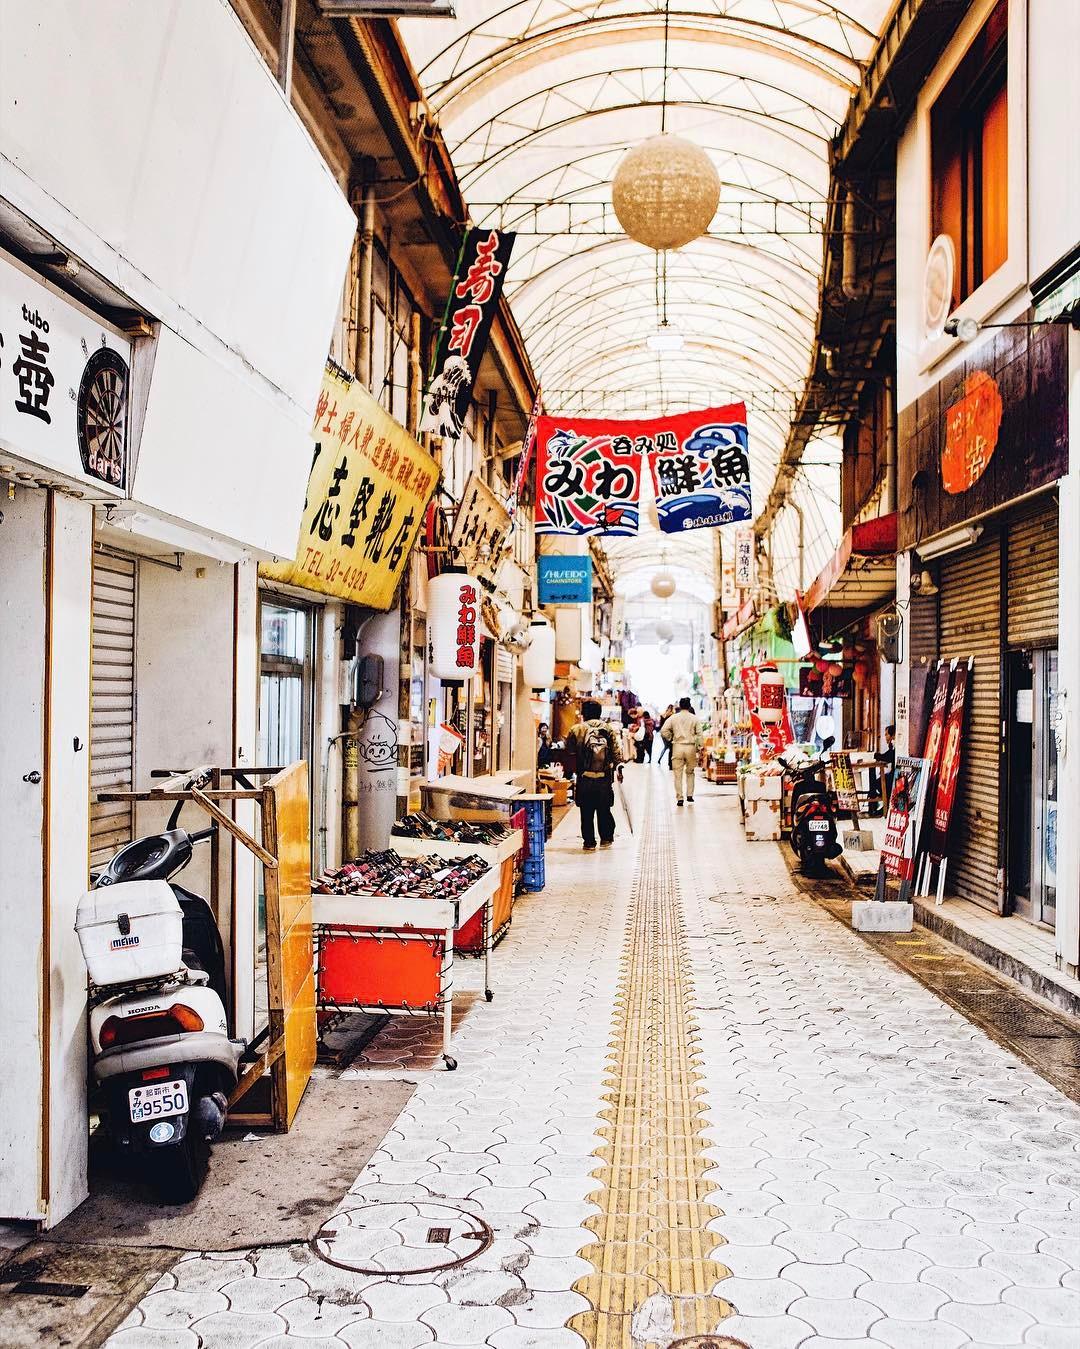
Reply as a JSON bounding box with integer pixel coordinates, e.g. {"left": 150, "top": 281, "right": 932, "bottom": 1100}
{"left": 420, "top": 229, "right": 515, "bottom": 442}
{"left": 262, "top": 363, "right": 439, "bottom": 609}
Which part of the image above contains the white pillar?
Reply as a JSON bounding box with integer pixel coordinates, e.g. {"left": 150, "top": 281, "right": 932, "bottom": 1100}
{"left": 1055, "top": 329, "right": 1080, "bottom": 976}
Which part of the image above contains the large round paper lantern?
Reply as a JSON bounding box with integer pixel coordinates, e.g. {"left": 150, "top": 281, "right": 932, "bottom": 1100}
{"left": 651, "top": 570, "right": 676, "bottom": 599}
{"left": 521, "top": 616, "right": 556, "bottom": 690}
{"left": 613, "top": 136, "right": 721, "bottom": 250}
{"left": 429, "top": 567, "right": 482, "bottom": 685}
{"left": 757, "top": 666, "right": 786, "bottom": 726}
{"left": 655, "top": 619, "right": 674, "bottom": 642}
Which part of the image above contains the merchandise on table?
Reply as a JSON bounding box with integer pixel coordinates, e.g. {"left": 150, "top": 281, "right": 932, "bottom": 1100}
{"left": 391, "top": 812, "right": 512, "bottom": 846}
{"left": 314, "top": 848, "right": 489, "bottom": 899}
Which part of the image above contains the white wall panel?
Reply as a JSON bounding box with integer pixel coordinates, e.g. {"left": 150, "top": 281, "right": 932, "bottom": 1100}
{"left": 0, "top": 0, "right": 354, "bottom": 417}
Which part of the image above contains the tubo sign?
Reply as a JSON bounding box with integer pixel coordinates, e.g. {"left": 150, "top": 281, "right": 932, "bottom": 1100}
{"left": 538, "top": 554, "right": 593, "bottom": 604}
{"left": 0, "top": 250, "right": 133, "bottom": 496}
{"left": 262, "top": 363, "right": 439, "bottom": 610}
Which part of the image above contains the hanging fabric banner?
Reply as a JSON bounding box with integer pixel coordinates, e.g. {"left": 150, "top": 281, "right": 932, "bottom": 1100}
{"left": 534, "top": 413, "right": 643, "bottom": 535}
{"left": 928, "top": 658, "right": 971, "bottom": 863}
{"left": 740, "top": 665, "right": 795, "bottom": 761}
{"left": 420, "top": 228, "right": 515, "bottom": 442}
{"left": 508, "top": 387, "right": 542, "bottom": 522}
{"left": 647, "top": 401, "right": 752, "bottom": 532}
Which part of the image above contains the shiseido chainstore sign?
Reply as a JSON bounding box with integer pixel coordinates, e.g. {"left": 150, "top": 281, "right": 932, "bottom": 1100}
{"left": 0, "top": 250, "right": 133, "bottom": 497}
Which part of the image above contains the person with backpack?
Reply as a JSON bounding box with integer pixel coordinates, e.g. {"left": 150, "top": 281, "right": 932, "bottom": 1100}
{"left": 566, "top": 699, "right": 625, "bottom": 850}
{"left": 661, "top": 696, "right": 703, "bottom": 806}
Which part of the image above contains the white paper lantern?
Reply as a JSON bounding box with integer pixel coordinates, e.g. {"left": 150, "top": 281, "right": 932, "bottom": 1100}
{"left": 651, "top": 570, "right": 676, "bottom": 599}
{"left": 521, "top": 617, "right": 556, "bottom": 690}
{"left": 612, "top": 135, "right": 721, "bottom": 251}
{"left": 655, "top": 619, "right": 674, "bottom": 642}
{"left": 757, "top": 666, "right": 786, "bottom": 725}
{"left": 429, "top": 568, "right": 482, "bottom": 685}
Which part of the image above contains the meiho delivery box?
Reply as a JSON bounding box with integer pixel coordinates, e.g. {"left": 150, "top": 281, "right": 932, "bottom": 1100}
{"left": 76, "top": 880, "right": 184, "bottom": 986}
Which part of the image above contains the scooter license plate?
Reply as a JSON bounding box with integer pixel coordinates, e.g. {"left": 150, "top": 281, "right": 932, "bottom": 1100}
{"left": 808, "top": 819, "right": 829, "bottom": 833}
{"left": 129, "top": 1079, "right": 189, "bottom": 1123}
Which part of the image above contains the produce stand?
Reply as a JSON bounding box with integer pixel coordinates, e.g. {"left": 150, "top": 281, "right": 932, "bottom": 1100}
{"left": 391, "top": 830, "right": 522, "bottom": 951}
{"left": 312, "top": 864, "right": 497, "bottom": 1071}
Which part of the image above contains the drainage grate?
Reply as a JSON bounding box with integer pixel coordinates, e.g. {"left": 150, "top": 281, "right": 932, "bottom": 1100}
{"left": 310, "top": 1202, "right": 492, "bottom": 1276}
{"left": 11, "top": 1281, "right": 90, "bottom": 1298}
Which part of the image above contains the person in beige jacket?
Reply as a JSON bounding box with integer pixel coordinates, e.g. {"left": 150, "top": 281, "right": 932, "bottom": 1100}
{"left": 660, "top": 697, "right": 702, "bottom": 806}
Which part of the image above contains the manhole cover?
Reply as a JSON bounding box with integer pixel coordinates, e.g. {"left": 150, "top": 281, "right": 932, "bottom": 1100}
{"left": 670, "top": 1338, "right": 751, "bottom": 1348}
{"left": 709, "top": 893, "right": 776, "bottom": 904}
{"left": 310, "top": 1202, "right": 492, "bottom": 1276}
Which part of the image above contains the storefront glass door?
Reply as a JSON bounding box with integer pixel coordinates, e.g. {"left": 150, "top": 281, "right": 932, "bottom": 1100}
{"left": 1008, "top": 648, "right": 1057, "bottom": 928}
{"left": 256, "top": 599, "right": 315, "bottom": 1030}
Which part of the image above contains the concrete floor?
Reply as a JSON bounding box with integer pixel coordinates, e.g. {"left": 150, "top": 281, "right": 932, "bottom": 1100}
{"left": 19, "top": 767, "right": 1080, "bottom": 1347}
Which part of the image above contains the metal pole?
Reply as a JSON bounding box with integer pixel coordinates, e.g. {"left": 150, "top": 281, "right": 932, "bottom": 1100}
{"left": 357, "top": 184, "right": 376, "bottom": 389}
{"left": 277, "top": 0, "right": 297, "bottom": 98}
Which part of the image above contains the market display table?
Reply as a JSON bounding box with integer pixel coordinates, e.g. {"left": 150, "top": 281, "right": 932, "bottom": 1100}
{"left": 312, "top": 865, "right": 497, "bottom": 1071}
{"left": 392, "top": 830, "right": 522, "bottom": 949}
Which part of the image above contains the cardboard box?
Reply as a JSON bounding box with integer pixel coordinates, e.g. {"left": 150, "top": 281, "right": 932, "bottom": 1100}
{"left": 743, "top": 772, "right": 783, "bottom": 802}
{"left": 853, "top": 900, "right": 913, "bottom": 932}
{"left": 744, "top": 796, "right": 781, "bottom": 841}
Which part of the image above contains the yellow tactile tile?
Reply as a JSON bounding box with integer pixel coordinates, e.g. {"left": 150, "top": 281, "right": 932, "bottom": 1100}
{"left": 570, "top": 777, "right": 734, "bottom": 1347}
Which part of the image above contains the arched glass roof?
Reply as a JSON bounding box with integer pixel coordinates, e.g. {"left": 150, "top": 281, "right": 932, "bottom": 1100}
{"left": 400, "top": 1, "right": 892, "bottom": 593}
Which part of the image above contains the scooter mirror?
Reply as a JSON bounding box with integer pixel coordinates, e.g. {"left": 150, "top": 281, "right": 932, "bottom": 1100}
{"left": 822, "top": 735, "right": 836, "bottom": 750}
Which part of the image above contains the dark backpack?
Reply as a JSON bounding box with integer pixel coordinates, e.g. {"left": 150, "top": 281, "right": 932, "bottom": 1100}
{"left": 581, "top": 722, "right": 613, "bottom": 777}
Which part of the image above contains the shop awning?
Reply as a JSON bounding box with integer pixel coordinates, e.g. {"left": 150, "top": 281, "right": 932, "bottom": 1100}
{"left": 803, "top": 512, "right": 897, "bottom": 613}
{"left": 722, "top": 599, "right": 757, "bottom": 641}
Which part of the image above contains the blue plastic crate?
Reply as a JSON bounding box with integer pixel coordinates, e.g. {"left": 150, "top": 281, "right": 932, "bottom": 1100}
{"left": 521, "top": 857, "right": 545, "bottom": 892}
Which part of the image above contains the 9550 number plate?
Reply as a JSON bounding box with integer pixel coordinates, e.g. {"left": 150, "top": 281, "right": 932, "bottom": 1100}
{"left": 129, "top": 1079, "right": 189, "bottom": 1122}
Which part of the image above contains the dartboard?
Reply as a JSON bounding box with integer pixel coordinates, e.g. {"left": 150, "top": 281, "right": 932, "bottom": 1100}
{"left": 77, "top": 346, "right": 129, "bottom": 487}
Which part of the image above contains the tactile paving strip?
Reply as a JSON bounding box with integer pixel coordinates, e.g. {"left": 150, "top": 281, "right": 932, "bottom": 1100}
{"left": 570, "top": 775, "right": 734, "bottom": 1347}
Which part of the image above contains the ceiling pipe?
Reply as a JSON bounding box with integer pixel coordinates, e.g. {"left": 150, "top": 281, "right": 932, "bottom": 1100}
{"left": 841, "top": 189, "right": 871, "bottom": 301}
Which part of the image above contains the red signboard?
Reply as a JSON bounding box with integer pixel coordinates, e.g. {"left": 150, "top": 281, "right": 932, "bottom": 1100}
{"left": 942, "top": 371, "right": 1003, "bottom": 495}
{"left": 741, "top": 665, "right": 795, "bottom": 761}
{"left": 881, "top": 756, "right": 929, "bottom": 882}
{"left": 928, "top": 658, "right": 971, "bottom": 863}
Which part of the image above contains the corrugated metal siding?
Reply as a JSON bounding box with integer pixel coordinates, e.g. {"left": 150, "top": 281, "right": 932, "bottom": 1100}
{"left": 1007, "top": 499, "right": 1058, "bottom": 647}
{"left": 90, "top": 553, "right": 136, "bottom": 868}
{"left": 938, "top": 532, "right": 1002, "bottom": 912}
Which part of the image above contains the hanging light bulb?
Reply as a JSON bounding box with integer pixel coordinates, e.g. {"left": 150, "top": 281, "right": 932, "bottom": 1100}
{"left": 651, "top": 570, "right": 676, "bottom": 599}
{"left": 655, "top": 619, "right": 674, "bottom": 642}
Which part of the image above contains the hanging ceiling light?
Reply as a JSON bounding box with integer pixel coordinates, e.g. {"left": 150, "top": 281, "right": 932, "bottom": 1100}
{"left": 655, "top": 619, "right": 675, "bottom": 642}
{"left": 646, "top": 328, "right": 684, "bottom": 352}
{"left": 611, "top": 2, "right": 720, "bottom": 251}
{"left": 613, "top": 136, "right": 720, "bottom": 251}
{"left": 651, "top": 570, "right": 676, "bottom": 599}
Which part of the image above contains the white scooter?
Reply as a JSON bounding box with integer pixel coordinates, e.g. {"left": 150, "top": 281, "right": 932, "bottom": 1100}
{"left": 76, "top": 811, "right": 244, "bottom": 1202}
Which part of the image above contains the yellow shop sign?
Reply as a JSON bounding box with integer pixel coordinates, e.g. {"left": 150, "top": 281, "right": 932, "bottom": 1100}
{"left": 262, "top": 365, "right": 439, "bottom": 609}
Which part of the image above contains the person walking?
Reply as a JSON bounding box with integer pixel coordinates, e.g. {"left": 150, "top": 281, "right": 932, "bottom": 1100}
{"left": 661, "top": 696, "right": 702, "bottom": 806}
{"left": 655, "top": 703, "right": 675, "bottom": 766}
{"left": 567, "top": 699, "right": 625, "bottom": 850}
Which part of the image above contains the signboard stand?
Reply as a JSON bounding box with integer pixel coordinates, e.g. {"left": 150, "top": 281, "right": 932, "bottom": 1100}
{"left": 872, "top": 755, "right": 930, "bottom": 906}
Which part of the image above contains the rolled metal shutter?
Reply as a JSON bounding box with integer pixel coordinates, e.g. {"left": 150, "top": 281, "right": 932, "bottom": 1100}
{"left": 1007, "top": 498, "right": 1058, "bottom": 647}
{"left": 937, "top": 531, "right": 1002, "bottom": 912}
{"left": 90, "top": 552, "right": 137, "bottom": 867}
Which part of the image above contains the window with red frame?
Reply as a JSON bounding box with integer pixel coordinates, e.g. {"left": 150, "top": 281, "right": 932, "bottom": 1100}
{"left": 931, "top": 0, "right": 1009, "bottom": 310}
